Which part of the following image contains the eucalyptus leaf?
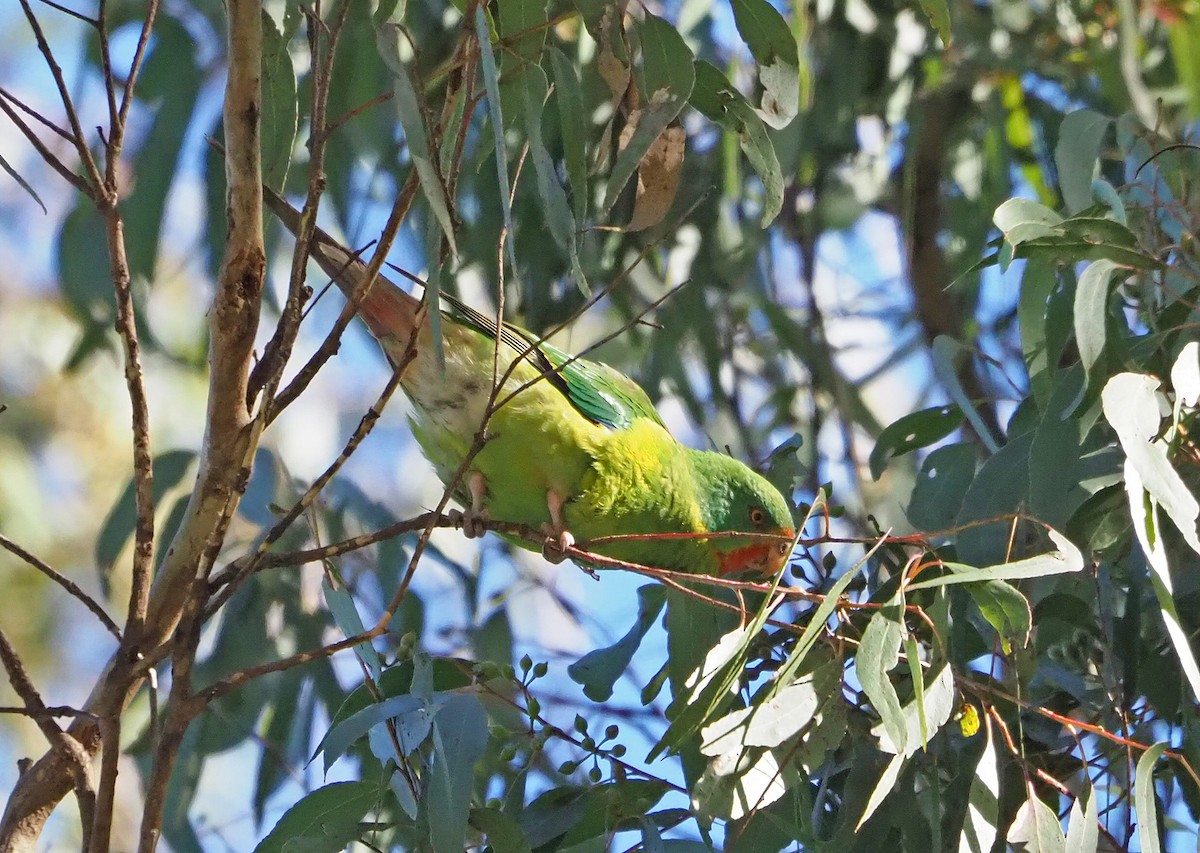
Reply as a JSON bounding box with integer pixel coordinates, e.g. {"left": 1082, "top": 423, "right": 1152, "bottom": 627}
{"left": 253, "top": 781, "right": 382, "bottom": 853}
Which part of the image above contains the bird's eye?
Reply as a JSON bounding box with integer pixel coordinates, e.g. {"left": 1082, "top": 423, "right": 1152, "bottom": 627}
{"left": 750, "top": 507, "right": 766, "bottom": 526}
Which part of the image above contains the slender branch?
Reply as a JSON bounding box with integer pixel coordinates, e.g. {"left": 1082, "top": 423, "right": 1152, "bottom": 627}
{"left": 0, "top": 86, "right": 76, "bottom": 143}
{"left": 246, "top": 0, "right": 350, "bottom": 405}
{"left": 34, "top": 0, "right": 98, "bottom": 26}
{"left": 0, "top": 706, "right": 94, "bottom": 719}
{"left": 18, "top": 0, "right": 102, "bottom": 190}
{"left": 206, "top": 360, "right": 410, "bottom": 618}
{"left": 137, "top": 582, "right": 206, "bottom": 853}
{"left": 0, "top": 535, "right": 121, "bottom": 641}
{"left": 94, "top": 0, "right": 120, "bottom": 154}
{"left": 0, "top": 628, "right": 96, "bottom": 844}
{"left": 267, "top": 170, "right": 421, "bottom": 419}
{"left": 0, "top": 90, "right": 91, "bottom": 195}
{"left": 109, "top": 0, "right": 161, "bottom": 172}
{"left": 100, "top": 210, "right": 155, "bottom": 641}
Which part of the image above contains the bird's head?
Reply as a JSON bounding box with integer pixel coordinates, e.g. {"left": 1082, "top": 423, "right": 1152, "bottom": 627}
{"left": 690, "top": 450, "right": 795, "bottom": 576}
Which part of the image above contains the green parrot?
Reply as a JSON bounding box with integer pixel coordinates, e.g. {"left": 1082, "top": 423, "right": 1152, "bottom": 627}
{"left": 266, "top": 192, "right": 795, "bottom": 575}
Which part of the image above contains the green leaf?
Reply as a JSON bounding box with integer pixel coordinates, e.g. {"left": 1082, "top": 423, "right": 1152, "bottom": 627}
{"left": 689, "top": 61, "right": 784, "bottom": 225}
{"left": 520, "top": 65, "right": 588, "bottom": 293}
{"left": 958, "top": 724, "right": 1000, "bottom": 853}
{"left": 1121, "top": 462, "right": 1200, "bottom": 703}
{"left": 966, "top": 580, "right": 1032, "bottom": 654}
{"left": 1058, "top": 215, "right": 1139, "bottom": 247}
{"left": 907, "top": 529, "right": 1085, "bottom": 589}
{"left": 603, "top": 13, "right": 694, "bottom": 211}
{"left": 916, "top": 0, "right": 952, "bottom": 45}
{"left": 427, "top": 693, "right": 489, "bottom": 853}
{"left": 869, "top": 665, "right": 955, "bottom": 758}
{"left": 1104, "top": 373, "right": 1200, "bottom": 555}
{"left": 474, "top": 4, "right": 516, "bottom": 276}
{"left": 548, "top": 46, "right": 589, "bottom": 224}
{"left": 322, "top": 580, "right": 381, "bottom": 680}
{"left": 699, "top": 671, "right": 823, "bottom": 757}
{"left": 1074, "top": 259, "right": 1124, "bottom": 388}
{"left": 869, "top": 404, "right": 963, "bottom": 480}
{"left": 96, "top": 449, "right": 196, "bottom": 596}
{"left": 907, "top": 443, "right": 976, "bottom": 531}
{"left": 1028, "top": 369, "right": 1088, "bottom": 528}
{"left": 470, "top": 807, "right": 533, "bottom": 853}
{"left": 954, "top": 432, "right": 1033, "bottom": 567}
{"left": 1006, "top": 791, "right": 1065, "bottom": 853}
{"left": 253, "top": 781, "right": 382, "bottom": 853}
{"left": 58, "top": 201, "right": 117, "bottom": 328}
{"left": 1134, "top": 743, "right": 1167, "bottom": 853}
{"left": 692, "top": 736, "right": 802, "bottom": 821}
{"left": 932, "top": 337, "right": 999, "bottom": 454}
{"left": 993, "top": 197, "right": 1064, "bottom": 257}
{"left": 568, "top": 584, "right": 666, "bottom": 701}
{"left": 729, "top": 0, "right": 800, "bottom": 129}
{"left": 856, "top": 597, "right": 906, "bottom": 756}
{"left": 261, "top": 8, "right": 298, "bottom": 192}
{"left": 1055, "top": 110, "right": 1113, "bottom": 214}
{"left": 125, "top": 14, "right": 201, "bottom": 283}
{"left": 371, "top": 0, "right": 406, "bottom": 25}
{"left": 254, "top": 670, "right": 316, "bottom": 824}
{"left": 855, "top": 752, "right": 905, "bottom": 831}
{"left": 313, "top": 693, "right": 427, "bottom": 774}
{"left": 0, "top": 152, "right": 45, "bottom": 213}
{"left": 1063, "top": 785, "right": 1099, "bottom": 853}
{"left": 375, "top": 24, "right": 457, "bottom": 255}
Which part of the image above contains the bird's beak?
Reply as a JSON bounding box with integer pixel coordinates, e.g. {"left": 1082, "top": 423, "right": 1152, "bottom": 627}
{"left": 717, "top": 531, "right": 794, "bottom": 577}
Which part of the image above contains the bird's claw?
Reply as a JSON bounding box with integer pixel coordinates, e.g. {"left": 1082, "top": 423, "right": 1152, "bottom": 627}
{"left": 449, "top": 506, "right": 489, "bottom": 539}
{"left": 540, "top": 524, "right": 576, "bottom": 564}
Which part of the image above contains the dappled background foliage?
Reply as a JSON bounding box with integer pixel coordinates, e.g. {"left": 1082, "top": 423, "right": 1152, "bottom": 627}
{"left": 2, "top": 0, "right": 1200, "bottom": 850}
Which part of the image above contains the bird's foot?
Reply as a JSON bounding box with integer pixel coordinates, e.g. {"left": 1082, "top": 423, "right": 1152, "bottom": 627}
{"left": 449, "top": 471, "right": 490, "bottom": 538}
{"left": 540, "top": 523, "right": 576, "bottom": 564}
{"left": 449, "top": 506, "right": 490, "bottom": 539}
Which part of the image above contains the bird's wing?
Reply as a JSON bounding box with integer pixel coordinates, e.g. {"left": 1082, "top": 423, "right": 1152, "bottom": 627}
{"left": 438, "top": 291, "right": 665, "bottom": 431}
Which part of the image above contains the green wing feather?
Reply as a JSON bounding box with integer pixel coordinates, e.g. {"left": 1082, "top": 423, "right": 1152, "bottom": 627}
{"left": 438, "top": 291, "right": 663, "bottom": 430}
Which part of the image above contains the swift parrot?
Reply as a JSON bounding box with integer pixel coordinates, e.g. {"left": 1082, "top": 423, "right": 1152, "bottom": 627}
{"left": 266, "top": 191, "right": 795, "bottom": 575}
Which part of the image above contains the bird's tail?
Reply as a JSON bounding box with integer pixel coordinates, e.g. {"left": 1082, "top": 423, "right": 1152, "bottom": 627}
{"left": 263, "top": 188, "right": 423, "bottom": 348}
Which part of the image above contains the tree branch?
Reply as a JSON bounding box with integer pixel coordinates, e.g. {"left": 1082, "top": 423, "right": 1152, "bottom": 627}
{"left": 0, "top": 535, "right": 121, "bottom": 641}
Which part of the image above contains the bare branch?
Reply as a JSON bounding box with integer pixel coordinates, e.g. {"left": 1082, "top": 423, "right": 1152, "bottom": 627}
{"left": 17, "top": 0, "right": 102, "bottom": 190}
{"left": 0, "top": 628, "right": 96, "bottom": 844}
{"left": 99, "top": 213, "right": 156, "bottom": 641}
{"left": 206, "top": 361, "right": 410, "bottom": 617}
{"left": 267, "top": 170, "right": 421, "bottom": 419}
{"left": 0, "top": 706, "right": 94, "bottom": 719}
{"left": 0, "top": 90, "right": 91, "bottom": 195}
{"left": 0, "top": 86, "right": 76, "bottom": 143}
{"left": 106, "top": 0, "right": 161, "bottom": 176}
{"left": 34, "top": 0, "right": 98, "bottom": 26}
{"left": 0, "top": 535, "right": 121, "bottom": 641}
{"left": 245, "top": 0, "right": 350, "bottom": 404}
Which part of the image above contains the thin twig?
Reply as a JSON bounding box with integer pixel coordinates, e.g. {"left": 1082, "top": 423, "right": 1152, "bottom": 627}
{"left": 0, "top": 535, "right": 121, "bottom": 640}
{"left": 0, "top": 86, "right": 76, "bottom": 143}
{"left": 0, "top": 90, "right": 91, "bottom": 194}
{"left": 34, "top": 0, "right": 98, "bottom": 25}
{"left": 267, "top": 170, "right": 421, "bottom": 419}
{"left": 0, "top": 705, "right": 95, "bottom": 719}
{"left": 206, "top": 361, "right": 411, "bottom": 618}
{"left": 18, "top": 0, "right": 103, "bottom": 190}
{"left": 0, "top": 628, "right": 96, "bottom": 840}
{"left": 112, "top": 0, "right": 160, "bottom": 158}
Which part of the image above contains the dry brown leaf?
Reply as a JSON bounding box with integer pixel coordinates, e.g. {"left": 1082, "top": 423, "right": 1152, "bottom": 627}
{"left": 626, "top": 121, "right": 685, "bottom": 232}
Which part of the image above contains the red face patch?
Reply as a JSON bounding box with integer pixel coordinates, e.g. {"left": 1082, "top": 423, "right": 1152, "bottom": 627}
{"left": 716, "top": 531, "right": 794, "bottom": 576}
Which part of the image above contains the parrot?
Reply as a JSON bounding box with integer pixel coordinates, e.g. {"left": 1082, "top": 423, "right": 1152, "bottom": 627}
{"left": 265, "top": 191, "right": 795, "bottom": 576}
